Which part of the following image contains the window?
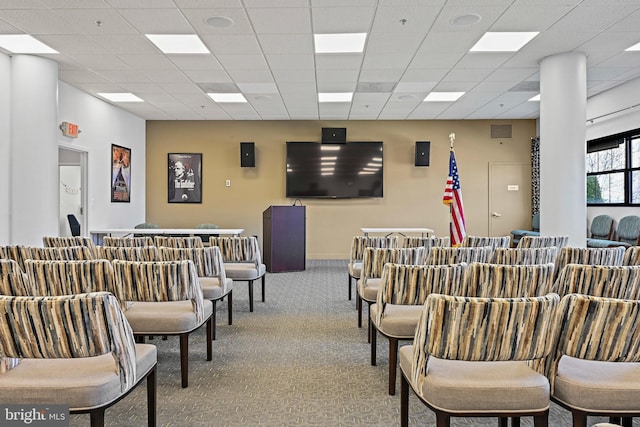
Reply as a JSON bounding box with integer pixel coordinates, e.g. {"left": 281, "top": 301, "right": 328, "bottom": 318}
{"left": 587, "top": 130, "right": 640, "bottom": 205}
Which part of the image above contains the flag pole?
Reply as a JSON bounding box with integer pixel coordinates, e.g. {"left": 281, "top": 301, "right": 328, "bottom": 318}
{"left": 448, "top": 132, "right": 455, "bottom": 244}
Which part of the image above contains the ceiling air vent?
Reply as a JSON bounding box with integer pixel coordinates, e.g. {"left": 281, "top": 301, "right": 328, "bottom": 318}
{"left": 491, "top": 124, "right": 512, "bottom": 139}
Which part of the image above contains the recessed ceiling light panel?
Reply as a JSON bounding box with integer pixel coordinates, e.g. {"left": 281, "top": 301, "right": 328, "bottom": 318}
{"left": 423, "top": 92, "right": 465, "bottom": 102}
{"left": 314, "top": 33, "right": 367, "bottom": 53}
{"left": 208, "top": 93, "right": 247, "bottom": 103}
{"left": 0, "top": 35, "right": 58, "bottom": 54}
{"left": 625, "top": 41, "right": 640, "bottom": 51}
{"left": 318, "top": 92, "right": 353, "bottom": 102}
{"left": 145, "top": 34, "right": 210, "bottom": 54}
{"left": 470, "top": 32, "right": 539, "bottom": 52}
{"left": 97, "top": 93, "right": 143, "bottom": 102}
{"left": 528, "top": 94, "right": 540, "bottom": 101}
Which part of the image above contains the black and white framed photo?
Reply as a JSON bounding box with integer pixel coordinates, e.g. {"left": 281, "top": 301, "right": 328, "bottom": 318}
{"left": 168, "top": 153, "right": 202, "bottom": 203}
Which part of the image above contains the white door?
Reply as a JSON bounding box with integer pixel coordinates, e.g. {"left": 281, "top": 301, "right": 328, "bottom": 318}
{"left": 489, "top": 163, "right": 531, "bottom": 237}
{"left": 59, "top": 147, "right": 87, "bottom": 237}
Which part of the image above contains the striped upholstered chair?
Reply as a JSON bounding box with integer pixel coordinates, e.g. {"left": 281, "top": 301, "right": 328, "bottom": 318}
{"left": 0, "top": 259, "right": 33, "bottom": 296}
{"left": 103, "top": 236, "right": 155, "bottom": 247}
{"left": 462, "top": 235, "right": 511, "bottom": 249}
{"left": 516, "top": 235, "right": 569, "bottom": 249}
{"left": 553, "top": 246, "right": 626, "bottom": 281}
{"left": 491, "top": 247, "right": 559, "bottom": 265}
{"left": 426, "top": 246, "right": 494, "bottom": 265}
{"left": 399, "top": 293, "right": 560, "bottom": 427}
{"left": 42, "top": 236, "right": 98, "bottom": 256}
{"left": 0, "top": 292, "right": 157, "bottom": 427}
{"left": 112, "top": 260, "right": 213, "bottom": 388}
{"left": 347, "top": 236, "right": 398, "bottom": 300}
{"left": 548, "top": 294, "right": 640, "bottom": 427}
{"left": 160, "top": 246, "right": 233, "bottom": 340}
{"left": 357, "top": 247, "right": 427, "bottom": 331}
{"left": 623, "top": 246, "right": 640, "bottom": 266}
{"left": 210, "top": 236, "right": 266, "bottom": 312}
{"left": 370, "top": 262, "right": 467, "bottom": 395}
{"left": 462, "top": 262, "right": 556, "bottom": 298}
{"left": 401, "top": 236, "right": 450, "bottom": 249}
{"left": 154, "top": 236, "right": 204, "bottom": 249}
{"left": 97, "top": 245, "right": 162, "bottom": 262}
{"left": 552, "top": 264, "right": 640, "bottom": 300}
{"left": 0, "top": 245, "right": 31, "bottom": 271}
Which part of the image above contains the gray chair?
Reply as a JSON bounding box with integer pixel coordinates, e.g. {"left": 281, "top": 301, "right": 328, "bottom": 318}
{"left": 511, "top": 212, "right": 541, "bottom": 246}
{"left": 399, "top": 293, "right": 559, "bottom": 427}
{"left": 0, "top": 292, "right": 157, "bottom": 427}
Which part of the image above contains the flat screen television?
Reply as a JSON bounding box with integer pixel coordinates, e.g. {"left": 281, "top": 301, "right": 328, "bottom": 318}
{"left": 286, "top": 141, "right": 383, "bottom": 199}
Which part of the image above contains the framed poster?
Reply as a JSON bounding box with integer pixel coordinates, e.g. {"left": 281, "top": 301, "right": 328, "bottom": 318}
{"left": 168, "top": 153, "right": 202, "bottom": 203}
{"left": 111, "top": 144, "right": 131, "bottom": 202}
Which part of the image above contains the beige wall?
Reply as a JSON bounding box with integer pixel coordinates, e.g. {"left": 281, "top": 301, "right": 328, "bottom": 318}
{"left": 146, "top": 120, "right": 536, "bottom": 259}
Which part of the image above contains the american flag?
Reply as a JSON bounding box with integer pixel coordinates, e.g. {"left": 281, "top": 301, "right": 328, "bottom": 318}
{"left": 442, "top": 149, "right": 466, "bottom": 246}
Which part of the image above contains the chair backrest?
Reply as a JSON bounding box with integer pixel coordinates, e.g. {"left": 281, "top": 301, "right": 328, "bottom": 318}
{"left": 21, "top": 246, "right": 63, "bottom": 261}
{"left": 516, "top": 235, "right": 568, "bottom": 249}
{"left": 589, "top": 214, "right": 615, "bottom": 240}
{"left": 159, "top": 246, "right": 227, "bottom": 284}
{"left": 410, "top": 293, "right": 559, "bottom": 390}
{"left": 623, "top": 246, "right": 640, "bottom": 266}
{"left": 42, "top": 236, "right": 97, "bottom": 257}
{"left": 154, "top": 236, "right": 204, "bottom": 249}
{"left": 67, "top": 214, "right": 81, "bottom": 237}
{"left": 348, "top": 236, "right": 398, "bottom": 263}
{"left": 112, "top": 260, "right": 205, "bottom": 324}
{"left": 0, "top": 259, "right": 33, "bottom": 296}
{"left": 554, "top": 246, "right": 626, "bottom": 280}
{"left": 401, "top": 236, "right": 450, "bottom": 249}
{"left": 360, "top": 247, "right": 427, "bottom": 285}
{"left": 462, "top": 262, "right": 555, "bottom": 297}
{"left": 0, "top": 245, "right": 30, "bottom": 271}
{"left": 57, "top": 246, "right": 95, "bottom": 260}
{"left": 134, "top": 222, "right": 159, "bottom": 229}
{"left": 103, "top": 236, "right": 155, "bottom": 247}
{"left": 24, "top": 259, "right": 119, "bottom": 301}
{"left": 491, "top": 247, "right": 558, "bottom": 265}
{"left": 0, "top": 292, "right": 136, "bottom": 392}
{"left": 98, "top": 246, "right": 161, "bottom": 262}
{"left": 616, "top": 215, "right": 640, "bottom": 245}
{"left": 462, "top": 235, "right": 511, "bottom": 249}
{"left": 551, "top": 264, "right": 640, "bottom": 300}
{"left": 548, "top": 294, "right": 640, "bottom": 392}
{"left": 374, "top": 263, "right": 467, "bottom": 326}
{"left": 210, "top": 236, "right": 263, "bottom": 265}
{"left": 531, "top": 212, "right": 540, "bottom": 232}
{"left": 426, "top": 246, "right": 493, "bottom": 265}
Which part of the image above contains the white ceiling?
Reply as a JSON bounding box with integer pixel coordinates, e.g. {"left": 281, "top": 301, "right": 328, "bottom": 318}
{"left": 1, "top": 0, "right": 640, "bottom": 121}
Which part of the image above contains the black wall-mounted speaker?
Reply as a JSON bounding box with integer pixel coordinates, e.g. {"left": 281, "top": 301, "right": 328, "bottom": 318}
{"left": 321, "top": 127, "right": 347, "bottom": 144}
{"left": 240, "top": 142, "right": 255, "bottom": 167}
{"left": 415, "top": 141, "right": 430, "bottom": 166}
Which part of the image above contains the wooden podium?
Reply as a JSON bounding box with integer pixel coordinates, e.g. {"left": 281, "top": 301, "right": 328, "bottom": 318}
{"left": 263, "top": 205, "right": 306, "bottom": 272}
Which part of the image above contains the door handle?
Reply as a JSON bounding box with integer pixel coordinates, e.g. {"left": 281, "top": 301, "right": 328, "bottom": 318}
{"left": 491, "top": 212, "right": 502, "bottom": 218}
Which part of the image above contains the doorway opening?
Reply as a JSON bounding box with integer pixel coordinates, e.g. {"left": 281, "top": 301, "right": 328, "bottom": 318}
{"left": 59, "top": 147, "right": 87, "bottom": 237}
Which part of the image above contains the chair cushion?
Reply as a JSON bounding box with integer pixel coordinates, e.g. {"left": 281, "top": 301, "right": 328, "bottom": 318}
{"left": 224, "top": 262, "right": 266, "bottom": 281}
{"left": 371, "top": 304, "right": 423, "bottom": 338}
{"left": 199, "top": 276, "right": 233, "bottom": 300}
{"left": 125, "top": 300, "right": 213, "bottom": 334}
{"left": 399, "top": 346, "right": 549, "bottom": 414}
{"left": 586, "top": 238, "right": 630, "bottom": 248}
{"left": 357, "top": 278, "right": 381, "bottom": 302}
{"left": 0, "top": 343, "right": 156, "bottom": 410}
{"left": 553, "top": 355, "right": 640, "bottom": 413}
{"left": 348, "top": 262, "right": 362, "bottom": 278}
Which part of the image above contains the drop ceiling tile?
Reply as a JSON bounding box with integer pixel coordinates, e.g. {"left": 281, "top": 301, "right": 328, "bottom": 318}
{"left": 245, "top": 7, "right": 311, "bottom": 34}
{"left": 166, "top": 54, "right": 223, "bottom": 70}
{"left": 409, "top": 53, "right": 464, "bottom": 69}
{"left": 470, "top": 81, "right": 519, "bottom": 93}
{"left": 59, "top": 69, "right": 113, "bottom": 83}
{"left": 400, "top": 68, "right": 449, "bottom": 82}
{"left": 34, "top": 35, "right": 108, "bottom": 54}
{"left": 0, "top": 9, "right": 76, "bottom": 34}
{"left": 182, "top": 69, "right": 231, "bottom": 82}
{"left": 371, "top": 5, "right": 439, "bottom": 34}
{"left": 117, "top": 82, "right": 165, "bottom": 93}
{"left": 118, "top": 54, "right": 178, "bottom": 70}
{"left": 200, "top": 34, "right": 262, "bottom": 54}
{"left": 319, "top": 103, "right": 351, "bottom": 119}
{"left": 316, "top": 68, "right": 360, "bottom": 83}
{"left": 272, "top": 68, "right": 316, "bottom": 83}
{"left": 491, "top": 3, "right": 574, "bottom": 32}
{"left": 442, "top": 68, "right": 493, "bottom": 82}
{"left": 67, "top": 54, "right": 131, "bottom": 70}
{"left": 237, "top": 82, "right": 278, "bottom": 93}
{"left": 551, "top": 5, "right": 638, "bottom": 34}
{"left": 217, "top": 103, "right": 261, "bottom": 119}
{"left": 316, "top": 54, "right": 363, "bottom": 69}
{"left": 226, "top": 68, "right": 274, "bottom": 82}
{"left": 312, "top": 6, "right": 375, "bottom": 33}
{"left": 588, "top": 67, "right": 633, "bottom": 81}
{"left": 485, "top": 67, "right": 538, "bottom": 82}
{"left": 366, "top": 33, "right": 423, "bottom": 54}
{"left": 266, "top": 54, "right": 315, "bottom": 70}
{"left": 362, "top": 53, "right": 413, "bottom": 69}
{"left": 46, "top": 9, "right": 138, "bottom": 35}
{"left": 431, "top": 81, "right": 476, "bottom": 91}
{"left": 161, "top": 82, "right": 205, "bottom": 93}
{"left": 181, "top": 8, "right": 254, "bottom": 34}
{"left": 418, "top": 31, "right": 482, "bottom": 53}
{"left": 316, "top": 81, "right": 356, "bottom": 92}
{"left": 90, "top": 35, "right": 159, "bottom": 54}
{"left": 456, "top": 53, "right": 513, "bottom": 69}
{"left": 257, "top": 34, "right": 312, "bottom": 54}
{"left": 359, "top": 68, "right": 404, "bottom": 82}
{"left": 430, "top": 5, "right": 507, "bottom": 33}
{"left": 107, "top": 0, "right": 178, "bottom": 7}
{"left": 243, "top": 0, "right": 309, "bottom": 7}
{"left": 118, "top": 8, "right": 193, "bottom": 33}
{"left": 216, "top": 54, "right": 269, "bottom": 70}
{"left": 394, "top": 81, "right": 436, "bottom": 93}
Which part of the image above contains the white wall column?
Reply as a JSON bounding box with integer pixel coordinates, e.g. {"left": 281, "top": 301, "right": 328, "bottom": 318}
{"left": 10, "top": 55, "right": 59, "bottom": 245}
{"left": 0, "top": 53, "right": 10, "bottom": 245}
{"left": 539, "top": 52, "right": 587, "bottom": 247}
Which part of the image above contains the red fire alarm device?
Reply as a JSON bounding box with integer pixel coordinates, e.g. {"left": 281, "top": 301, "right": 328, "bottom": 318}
{"left": 60, "top": 121, "right": 80, "bottom": 138}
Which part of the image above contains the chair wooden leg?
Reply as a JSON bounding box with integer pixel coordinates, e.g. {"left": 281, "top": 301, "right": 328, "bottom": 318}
{"left": 370, "top": 327, "right": 376, "bottom": 366}
{"left": 367, "top": 305, "right": 372, "bottom": 344}
{"left": 533, "top": 412, "right": 548, "bottom": 427}
{"left": 435, "top": 411, "right": 450, "bottom": 427}
{"left": 621, "top": 417, "right": 633, "bottom": 427}
{"left": 571, "top": 410, "right": 587, "bottom": 427}
{"left": 610, "top": 416, "right": 621, "bottom": 424}
{"left": 348, "top": 275, "right": 352, "bottom": 300}
{"left": 227, "top": 290, "right": 233, "bottom": 325}
{"left": 180, "top": 334, "right": 189, "bottom": 388}
{"left": 147, "top": 366, "right": 157, "bottom": 427}
{"left": 261, "top": 275, "right": 265, "bottom": 302}
{"left": 248, "top": 280, "right": 254, "bottom": 312}
{"left": 89, "top": 408, "right": 105, "bottom": 427}
{"left": 498, "top": 418, "right": 508, "bottom": 427}
{"left": 400, "top": 373, "right": 409, "bottom": 427}
{"left": 389, "top": 338, "right": 398, "bottom": 395}
{"left": 356, "top": 294, "right": 362, "bottom": 328}
{"left": 212, "top": 300, "right": 217, "bottom": 341}
{"left": 206, "top": 318, "right": 213, "bottom": 361}
{"left": 511, "top": 416, "right": 521, "bottom": 427}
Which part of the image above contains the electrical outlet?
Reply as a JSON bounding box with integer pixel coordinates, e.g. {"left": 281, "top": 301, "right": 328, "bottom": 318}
{"left": 225, "top": 179, "right": 231, "bottom": 187}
